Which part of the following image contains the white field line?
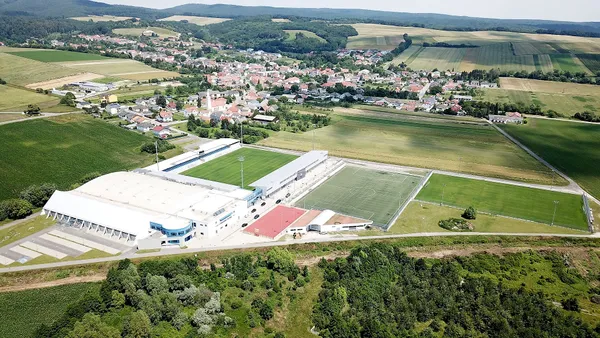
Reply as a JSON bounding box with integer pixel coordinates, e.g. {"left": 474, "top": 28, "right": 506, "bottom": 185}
{"left": 386, "top": 171, "right": 433, "bottom": 231}
{"left": 0, "top": 255, "right": 15, "bottom": 265}
{"left": 21, "top": 241, "right": 67, "bottom": 259}
{"left": 41, "top": 234, "right": 91, "bottom": 253}
{"left": 10, "top": 246, "right": 42, "bottom": 258}
{"left": 49, "top": 230, "right": 120, "bottom": 255}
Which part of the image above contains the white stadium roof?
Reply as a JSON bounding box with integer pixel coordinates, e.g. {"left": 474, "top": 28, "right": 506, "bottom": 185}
{"left": 250, "top": 150, "right": 328, "bottom": 191}
{"left": 309, "top": 210, "right": 336, "bottom": 227}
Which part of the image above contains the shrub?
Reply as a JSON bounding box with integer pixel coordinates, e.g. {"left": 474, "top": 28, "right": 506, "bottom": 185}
{"left": 462, "top": 206, "right": 477, "bottom": 220}
{"left": 438, "top": 218, "right": 473, "bottom": 232}
{"left": 140, "top": 139, "right": 175, "bottom": 154}
{"left": 0, "top": 198, "right": 33, "bottom": 220}
{"left": 561, "top": 298, "right": 580, "bottom": 312}
{"left": 19, "top": 183, "right": 56, "bottom": 207}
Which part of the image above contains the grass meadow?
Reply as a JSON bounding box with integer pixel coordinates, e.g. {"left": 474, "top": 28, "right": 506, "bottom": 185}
{"left": 499, "top": 77, "right": 600, "bottom": 95}
{"left": 0, "top": 85, "right": 59, "bottom": 112}
{"left": 260, "top": 113, "right": 558, "bottom": 185}
{"left": 182, "top": 148, "right": 297, "bottom": 189}
{"left": 405, "top": 47, "right": 466, "bottom": 71}
{"left": 284, "top": 30, "right": 326, "bottom": 42}
{"left": 7, "top": 50, "right": 108, "bottom": 63}
{"left": 59, "top": 59, "right": 180, "bottom": 81}
{"left": 481, "top": 88, "right": 600, "bottom": 115}
{"left": 0, "top": 283, "right": 100, "bottom": 338}
{"left": 113, "top": 27, "right": 179, "bottom": 37}
{"left": 417, "top": 174, "right": 589, "bottom": 230}
{"left": 158, "top": 15, "right": 230, "bottom": 25}
{"left": 500, "top": 118, "right": 600, "bottom": 200}
{"left": 390, "top": 201, "right": 584, "bottom": 234}
{"left": 0, "top": 114, "right": 157, "bottom": 200}
{"left": 0, "top": 52, "right": 80, "bottom": 86}
{"left": 295, "top": 166, "right": 423, "bottom": 226}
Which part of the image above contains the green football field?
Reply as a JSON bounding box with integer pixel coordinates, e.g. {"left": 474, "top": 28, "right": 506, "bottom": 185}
{"left": 181, "top": 148, "right": 297, "bottom": 189}
{"left": 295, "top": 166, "right": 424, "bottom": 226}
{"left": 417, "top": 174, "right": 589, "bottom": 231}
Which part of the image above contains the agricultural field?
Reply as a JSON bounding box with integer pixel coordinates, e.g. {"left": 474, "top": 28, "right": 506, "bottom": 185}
{"left": 0, "top": 85, "right": 59, "bottom": 112}
{"left": 7, "top": 50, "right": 108, "bottom": 63}
{"left": 284, "top": 30, "right": 326, "bottom": 42}
{"left": 260, "top": 113, "right": 558, "bottom": 185}
{"left": 182, "top": 148, "right": 297, "bottom": 189}
{"left": 0, "top": 113, "right": 27, "bottom": 123}
{"left": 0, "top": 283, "right": 100, "bottom": 338}
{"left": 500, "top": 118, "right": 600, "bottom": 200}
{"left": 112, "top": 27, "right": 179, "bottom": 38}
{"left": 550, "top": 54, "right": 590, "bottom": 73}
{"left": 577, "top": 54, "right": 600, "bottom": 73}
{"left": 0, "top": 114, "right": 160, "bottom": 200}
{"left": 70, "top": 15, "right": 133, "bottom": 21}
{"left": 481, "top": 88, "right": 600, "bottom": 115}
{"left": 272, "top": 18, "right": 291, "bottom": 22}
{"left": 158, "top": 15, "right": 230, "bottom": 25}
{"left": 58, "top": 59, "right": 179, "bottom": 81}
{"left": 417, "top": 174, "right": 589, "bottom": 231}
{"left": 295, "top": 166, "right": 423, "bottom": 226}
{"left": 390, "top": 201, "right": 584, "bottom": 234}
{"left": 460, "top": 43, "right": 537, "bottom": 72}
{"left": 0, "top": 52, "right": 82, "bottom": 86}
{"left": 405, "top": 47, "right": 466, "bottom": 71}
{"left": 388, "top": 44, "right": 422, "bottom": 65}
{"left": 533, "top": 54, "right": 554, "bottom": 72}
{"left": 499, "top": 77, "right": 600, "bottom": 96}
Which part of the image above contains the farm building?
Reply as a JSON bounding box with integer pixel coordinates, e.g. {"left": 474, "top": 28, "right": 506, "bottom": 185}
{"left": 489, "top": 112, "right": 523, "bottom": 124}
{"left": 252, "top": 114, "right": 279, "bottom": 125}
{"left": 42, "top": 170, "right": 253, "bottom": 249}
{"left": 250, "top": 150, "right": 328, "bottom": 197}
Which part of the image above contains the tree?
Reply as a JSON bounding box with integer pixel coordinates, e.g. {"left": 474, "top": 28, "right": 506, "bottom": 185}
{"left": 60, "top": 92, "right": 76, "bottom": 107}
{"left": 123, "top": 310, "right": 152, "bottom": 338}
{"left": 156, "top": 96, "right": 167, "bottom": 108}
{"left": 561, "top": 298, "right": 580, "bottom": 312}
{"left": 266, "top": 247, "right": 295, "bottom": 273}
{"left": 19, "top": 183, "right": 56, "bottom": 207}
{"left": 196, "top": 128, "right": 210, "bottom": 138}
{"left": 110, "top": 290, "right": 125, "bottom": 309}
{"left": 0, "top": 199, "right": 33, "bottom": 220}
{"left": 462, "top": 206, "right": 477, "bottom": 220}
{"left": 0, "top": 78, "right": 6, "bottom": 85}
{"left": 24, "top": 104, "right": 41, "bottom": 115}
{"left": 66, "top": 313, "right": 120, "bottom": 338}
{"left": 145, "top": 275, "right": 169, "bottom": 296}
{"left": 172, "top": 311, "right": 188, "bottom": 330}
{"left": 429, "top": 85, "right": 443, "bottom": 95}
{"left": 192, "top": 308, "right": 213, "bottom": 326}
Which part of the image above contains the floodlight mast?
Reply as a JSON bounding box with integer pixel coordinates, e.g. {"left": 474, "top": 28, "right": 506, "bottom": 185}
{"left": 239, "top": 156, "right": 245, "bottom": 188}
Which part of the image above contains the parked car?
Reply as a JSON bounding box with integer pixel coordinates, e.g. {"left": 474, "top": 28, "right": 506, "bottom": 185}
{"left": 254, "top": 214, "right": 260, "bottom": 219}
{"left": 241, "top": 223, "right": 248, "bottom": 228}
{"left": 251, "top": 208, "right": 257, "bottom": 213}
{"left": 261, "top": 202, "right": 266, "bottom": 206}
{"left": 276, "top": 199, "right": 282, "bottom": 204}
{"left": 285, "top": 193, "right": 291, "bottom": 198}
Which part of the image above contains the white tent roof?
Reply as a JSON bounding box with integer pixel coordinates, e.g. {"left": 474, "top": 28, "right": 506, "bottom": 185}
{"left": 250, "top": 150, "right": 327, "bottom": 191}
{"left": 309, "top": 210, "right": 335, "bottom": 227}
{"left": 43, "top": 191, "right": 154, "bottom": 239}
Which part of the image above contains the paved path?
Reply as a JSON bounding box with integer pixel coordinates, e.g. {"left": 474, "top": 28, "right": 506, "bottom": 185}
{"left": 1, "top": 231, "right": 599, "bottom": 274}
{"left": 0, "top": 113, "right": 74, "bottom": 126}
{"left": 524, "top": 114, "right": 600, "bottom": 125}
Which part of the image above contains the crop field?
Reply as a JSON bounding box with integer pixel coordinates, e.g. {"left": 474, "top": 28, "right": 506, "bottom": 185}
{"left": 533, "top": 54, "right": 554, "bottom": 72}
{"left": 417, "top": 174, "right": 589, "bottom": 231}
{"left": 113, "top": 27, "right": 179, "bottom": 37}
{"left": 0, "top": 52, "right": 81, "bottom": 86}
{"left": 0, "top": 114, "right": 157, "bottom": 200}
{"left": 389, "top": 45, "right": 422, "bottom": 65}
{"left": 295, "top": 166, "right": 423, "bottom": 226}
{"left": 500, "top": 118, "right": 600, "bottom": 200}
{"left": 70, "top": 15, "right": 133, "bottom": 21}
{"left": 481, "top": 88, "right": 600, "bottom": 115}
{"left": 182, "top": 148, "right": 297, "bottom": 189}
{"left": 406, "top": 47, "right": 466, "bottom": 71}
{"left": 499, "top": 77, "right": 600, "bottom": 95}
{"left": 549, "top": 54, "right": 589, "bottom": 73}
{"left": 58, "top": 59, "right": 179, "bottom": 81}
{"left": 390, "top": 201, "right": 584, "bottom": 234}
{"left": 7, "top": 50, "right": 108, "bottom": 62}
{"left": 284, "top": 30, "right": 326, "bottom": 42}
{"left": 577, "top": 54, "right": 600, "bottom": 73}
{"left": 0, "top": 283, "right": 100, "bottom": 338}
{"left": 0, "top": 85, "right": 59, "bottom": 112}
{"left": 159, "top": 15, "right": 230, "bottom": 25}
{"left": 260, "top": 113, "right": 558, "bottom": 185}
{"left": 460, "top": 43, "right": 537, "bottom": 72}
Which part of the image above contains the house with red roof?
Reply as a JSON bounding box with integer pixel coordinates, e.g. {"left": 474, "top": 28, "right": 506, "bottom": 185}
{"left": 152, "top": 125, "right": 171, "bottom": 139}
{"left": 157, "top": 111, "right": 173, "bottom": 122}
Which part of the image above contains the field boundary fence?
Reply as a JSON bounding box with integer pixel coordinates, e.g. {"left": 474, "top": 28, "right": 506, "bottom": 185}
{"left": 583, "top": 194, "right": 595, "bottom": 233}
{"left": 384, "top": 171, "right": 433, "bottom": 231}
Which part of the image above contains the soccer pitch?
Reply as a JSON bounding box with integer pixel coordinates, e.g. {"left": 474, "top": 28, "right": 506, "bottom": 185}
{"left": 181, "top": 148, "right": 297, "bottom": 189}
{"left": 295, "top": 166, "right": 424, "bottom": 226}
{"left": 417, "top": 174, "right": 589, "bottom": 231}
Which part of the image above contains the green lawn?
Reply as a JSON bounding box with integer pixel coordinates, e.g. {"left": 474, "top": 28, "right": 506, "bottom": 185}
{"left": 295, "top": 166, "right": 423, "bottom": 226}
{"left": 0, "top": 216, "right": 55, "bottom": 248}
{"left": 0, "top": 114, "right": 157, "bottom": 200}
{"left": 390, "top": 201, "right": 584, "bottom": 234}
{"left": 7, "top": 50, "right": 108, "bottom": 63}
{"left": 181, "top": 148, "right": 297, "bottom": 189}
{"left": 417, "top": 174, "right": 589, "bottom": 230}
{"left": 0, "top": 283, "right": 100, "bottom": 338}
{"left": 500, "top": 118, "right": 600, "bottom": 200}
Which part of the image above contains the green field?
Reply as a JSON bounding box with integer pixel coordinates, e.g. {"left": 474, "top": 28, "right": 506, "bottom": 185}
{"left": 406, "top": 47, "right": 466, "bottom": 71}
{"left": 390, "top": 201, "right": 584, "bottom": 234}
{"left": 0, "top": 85, "right": 60, "bottom": 112}
{"left": 481, "top": 88, "right": 600, "bottom": 115}
{"left": 284, "top": 30, "right": 326, "bottom": 42}
{"left": 260, "top": 113, "right": 558, "bottom": 185}
{"left": 113, "top": 27, "right": 179, "bottom": 37}
{"left": 0, "top": 283, "right": 100, "bottom": 338}
{"left": 182, "top": 148, "right": 297, "bottom": 189}
{"left": 500, "top": 118, "right": 600, "bottom": 200}
{"left": 158, "top": 15, "right": 230, "bottom": 26}
{"left": 59, "top": 59, "right": 179, "bottom": 81}
{"left": 417, "top": 174, "right": 589, "bottom": 230}
{"left": 0, "top": 114, "right": 159, "bottom": 200}
{"left": 577, "top": 54, "right": 600, "bottom": 73}
{"left": 460, "top": 43, "right": 537, "bottom": 72}
{"left": 7, "top": 50, "right": 108, "bottom": 63}
{"left": 0, "top": 52, "right": 81, "bottom": 86}
{"left": 549, "top": 53, "right": 588, "bottom": 73}
{"left": 295, "top": 166, "right": 422, "bottom": 226}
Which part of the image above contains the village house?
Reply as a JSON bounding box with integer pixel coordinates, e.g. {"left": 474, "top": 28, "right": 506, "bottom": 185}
{"left": 152, "top": 125, "right": 171, "bottom": 139}
{"left": 489, "top": 112, "right": 523, "bottom": 124}
{"left": 157, "top": 111, "right": 173, "bottom": 123}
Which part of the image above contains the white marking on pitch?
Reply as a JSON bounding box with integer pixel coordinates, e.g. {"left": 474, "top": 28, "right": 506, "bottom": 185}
{"left": 40, "top": 234, "right": 91, "bottom": 253}
{"left": 10, "top": 246, "right": 42, "bottom": 258}
{"left": 49, "top": 230, "right": 120, "bottom": 255}
{"left": 21, "top": 241, "right": 67, "bottom": 259}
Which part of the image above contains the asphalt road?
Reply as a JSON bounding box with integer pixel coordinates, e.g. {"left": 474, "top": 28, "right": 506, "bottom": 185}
{"left": 0, "top": 112, "right": 75, "bottom": 126}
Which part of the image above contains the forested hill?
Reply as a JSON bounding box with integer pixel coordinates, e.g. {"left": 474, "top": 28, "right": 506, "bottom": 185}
{"left": 0, "top": 0, "right": 162, "bottom": 19}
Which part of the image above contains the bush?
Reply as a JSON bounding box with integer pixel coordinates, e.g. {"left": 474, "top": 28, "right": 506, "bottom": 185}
{"left": 19, "top": 183, "right": 56, "bottom": 207}
{"left": 462, "top": 206, "right": 477, "bottom": 220}
{"left": 0, "top": 199, "right": 33, "bottom": 220}
{"left": 438, "top": 218, "right": 473, "bottom": 232}
{"left": 561, "top": 298, "right": 580, "bottom": 312}
{"left": 140, "top": 139, "right": 175, "bottom": 154}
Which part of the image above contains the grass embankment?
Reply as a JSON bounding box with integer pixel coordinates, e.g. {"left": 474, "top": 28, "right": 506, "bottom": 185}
{"left": 0, "top": 216, "right": 55, "bottom": 248}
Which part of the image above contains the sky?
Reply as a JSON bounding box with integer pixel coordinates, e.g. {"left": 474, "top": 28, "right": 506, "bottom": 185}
{"left": 99, "top": 0, "right": 600, "bottom": 22}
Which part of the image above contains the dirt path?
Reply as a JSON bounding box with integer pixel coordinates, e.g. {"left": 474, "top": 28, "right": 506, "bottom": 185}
{"left": 0, "top": 274, "right": 105, "bottom": 293}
